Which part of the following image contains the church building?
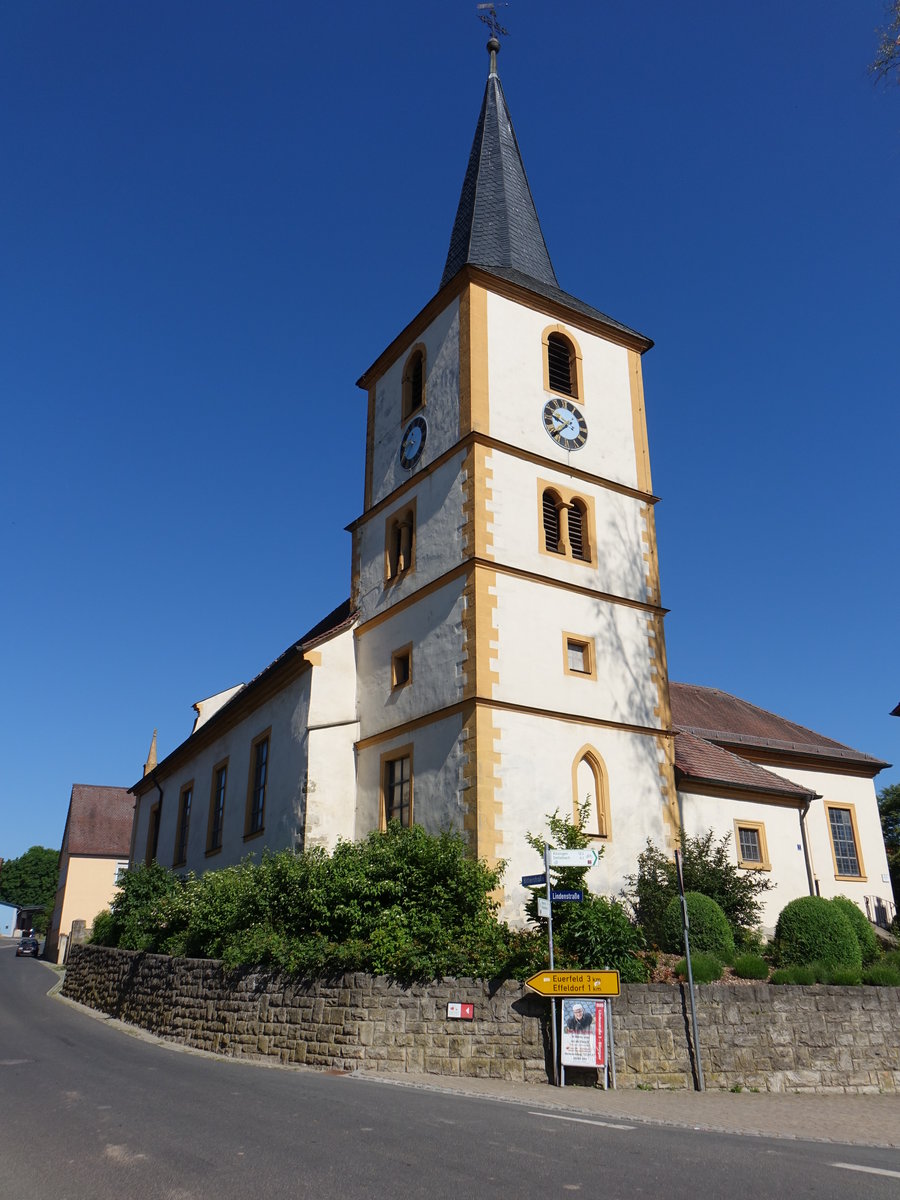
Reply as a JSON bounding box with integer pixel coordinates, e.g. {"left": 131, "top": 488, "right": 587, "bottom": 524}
{"left": 129, "top": 39, "right": 894, "bottom": 932}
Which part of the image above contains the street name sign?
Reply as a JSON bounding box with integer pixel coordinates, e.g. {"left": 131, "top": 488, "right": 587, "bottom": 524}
{"left": 521, "top": 873, "right": 547, "bottom": 887}
{"left": 550, "top": 889, "right": 583, "bottom": 903}
{"left": 547, "top": 849, "right": 599, "bottom": 868}
{"left": 524, "top": 969, "right": 621, "bottom": 998}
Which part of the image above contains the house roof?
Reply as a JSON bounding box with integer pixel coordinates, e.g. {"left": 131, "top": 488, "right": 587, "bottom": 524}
{"left": 64, "top": 785, "right": 133, "bottom": 857}
{"left": 670, "top": 682, "right": 889, "bottom": 773}
{"left": 133, "top": 598, "right": 356, "bottom": 794}
{"left": 673, "top": 730, "right": 815, "bottom": 803}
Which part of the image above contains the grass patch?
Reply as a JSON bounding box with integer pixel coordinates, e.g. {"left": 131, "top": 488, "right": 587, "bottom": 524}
{"left": 732, "top": 953, "right": 769, "bottom": 980}
{"left": 674, "top": 952, "right": 722, "bottom": 983}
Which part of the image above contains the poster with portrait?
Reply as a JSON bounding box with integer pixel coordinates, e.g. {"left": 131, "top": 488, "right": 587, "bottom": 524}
{"left": 560, "top": 999, "right": 605, "bottom": 1068}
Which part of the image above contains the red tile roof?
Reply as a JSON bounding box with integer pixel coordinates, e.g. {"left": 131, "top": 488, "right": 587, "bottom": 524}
{"left": 65, "top": 785, "right": 133, "bottom": 857}
{"left": 670, "top": 683, "right": 888, "bottom": 771}
{"left": 674, "top": 731, "right": 814, "bottom": 801}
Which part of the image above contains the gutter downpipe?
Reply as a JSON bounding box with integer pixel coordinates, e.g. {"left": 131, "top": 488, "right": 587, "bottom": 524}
{"left": 799, "top": 796, "right": 817, "bottom": 896}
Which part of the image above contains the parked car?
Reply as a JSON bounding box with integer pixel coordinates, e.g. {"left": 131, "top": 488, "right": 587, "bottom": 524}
{"left": 16, "top": 937, "right": 39, "bottom": 958}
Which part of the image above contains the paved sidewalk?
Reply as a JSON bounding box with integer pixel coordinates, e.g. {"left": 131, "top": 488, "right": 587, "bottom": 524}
{"left": 353, "top": 1069, "right": 900, "bottom": 1149}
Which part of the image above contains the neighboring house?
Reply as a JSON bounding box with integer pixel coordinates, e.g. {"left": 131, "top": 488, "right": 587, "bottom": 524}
{"left": 46, "top": 785, "right": 133, "bottom": 963}
{"left": 129, "top": 39, "right": 895, "bottom": 933}
{"left": 0, "top": 902, "right": 17, "bottom": 938}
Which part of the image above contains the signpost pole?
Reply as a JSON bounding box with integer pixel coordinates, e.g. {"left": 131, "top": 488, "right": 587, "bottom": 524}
{"left": 676, "top": 848, "right": 705, "bottom": 1092}
{"left": 544, "top": 845, "right": 560, "bottom": 1087}
{"left": 605, "top": 998, "right": 616, "bottom": 1089}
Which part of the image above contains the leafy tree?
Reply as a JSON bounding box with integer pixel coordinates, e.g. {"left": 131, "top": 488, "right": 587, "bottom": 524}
{"left": 622, "top": 829, "right": 773, "bottom": 948}
{"left": 878, "top": 782, "right": 900, "bottom": 906}
{"left": 871, "top": 1, "right": 900, "bottom": 87}
{"left": 523, "top": 803, "right": 649, "bottom": 981}
{"left": 0, "top": 846, "right": 59, "bottom": 934}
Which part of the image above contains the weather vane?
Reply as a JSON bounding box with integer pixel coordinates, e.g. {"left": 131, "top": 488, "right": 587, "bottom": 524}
{"left": 476, "top": 2, "right": 510, "bottom": 42}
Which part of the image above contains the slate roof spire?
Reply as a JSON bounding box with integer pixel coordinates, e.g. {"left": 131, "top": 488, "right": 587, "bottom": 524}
{"left": 440, "top": 36, "right": 558, "bottom": 290}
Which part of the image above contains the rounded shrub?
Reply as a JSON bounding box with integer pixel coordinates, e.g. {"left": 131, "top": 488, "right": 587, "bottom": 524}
{"left": 661, "top": 892, "right": 735, "bottom": 961}
{"left": 732, "top": 953, "right": 770, "bottom": 980}
{"left": 674, "top": 952, "right": 723, "bottom": 983}
{"left": 774, "top": 896, "right": 861, "bottom": 972}
{"left": 830, "top": 896, "right": 880, "bottom": 966}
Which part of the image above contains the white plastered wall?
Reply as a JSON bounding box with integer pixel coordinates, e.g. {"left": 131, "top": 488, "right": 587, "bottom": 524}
{"left": 494, "top": 711, "right": 671, "bottom": 924}
{"left": 487, "top": 452, "right": 650, "bottom": 603}
{"left": 769, "top": 766, "right": 894, "bottom": 916}
{"left": 678, "top": 789, "right": 811, "bottom": 932}
{"left": 355, "top": 452, "right": 467, "bottom": 628}
{"left": 369, "top": 299, "right": 460, "bottom": 509}
{"left": 302, "top": 627, "right": 359, "bottom": 852}
{"left": 355, "top": 711, "right": 467, "bottom": 839}
{"left": 491, "top": 573, "right": 660, "bottom": 730}
{"left": 485, "top": 292, "right": 639, "bottom": 490}
{"left": 133, "top": 673, "right": 313, "bottom": 876}
{"left": 356, "top": 577, "right": 466, "bottom": 738}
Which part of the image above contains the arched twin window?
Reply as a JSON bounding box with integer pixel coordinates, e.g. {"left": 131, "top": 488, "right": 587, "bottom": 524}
{"left": 386, "top": 505, "right": 416, "bottom": 580}
{"left": 573, "top": 748, "right": 611, "bottom": 840}
{"left": 541, "top": 488, "right": 591, "bottom": 562}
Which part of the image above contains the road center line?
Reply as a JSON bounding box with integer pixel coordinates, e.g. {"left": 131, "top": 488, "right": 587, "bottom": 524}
{"left": 529, "top": 1112, "right": 634, "bottom": 1130}
{"left": 831, "top": 1163, "right": 900, "bottom": 1180}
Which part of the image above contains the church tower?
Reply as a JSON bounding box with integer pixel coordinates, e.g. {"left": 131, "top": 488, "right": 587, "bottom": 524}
{"left": 350, "top": 38, "right": 677, "bottom": 913}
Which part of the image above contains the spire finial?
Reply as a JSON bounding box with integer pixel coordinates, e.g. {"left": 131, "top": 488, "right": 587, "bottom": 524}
{"left": 476, "top": 3, "right": 509, "bottom": 75}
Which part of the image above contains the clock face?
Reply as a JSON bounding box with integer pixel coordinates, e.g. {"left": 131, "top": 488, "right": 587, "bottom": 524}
{"left": 543, "top": 398, "right": 587, "bottom": 449}
{"left": 399, "top": 415, "right": 427, "bottom": 470}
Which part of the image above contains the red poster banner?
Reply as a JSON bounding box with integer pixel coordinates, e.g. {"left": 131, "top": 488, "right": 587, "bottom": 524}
{"left": 560, "top": 1000, "right": 605, "bottom": 1068}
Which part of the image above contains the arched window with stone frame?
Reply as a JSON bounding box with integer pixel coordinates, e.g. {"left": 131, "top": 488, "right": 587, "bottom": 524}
{"left": 401, "top": 344, "right": 427, "bottom": 419}
{"left": 572, "top": 747, "right": 611, "bottom": 840}
{"left": 542, "top": 325, "right": 584, "bottom": 400}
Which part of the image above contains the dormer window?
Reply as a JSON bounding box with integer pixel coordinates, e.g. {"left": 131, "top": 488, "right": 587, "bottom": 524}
{"left": 402, "top": 345, "right": 426, "bottom": 419}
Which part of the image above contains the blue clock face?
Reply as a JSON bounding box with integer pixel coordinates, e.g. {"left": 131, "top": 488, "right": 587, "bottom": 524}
{"left": 400, "top": 415, "right": 427, "bottom": 470}
{"left": 542, "top": 398, "right": 587, "bottom": 449}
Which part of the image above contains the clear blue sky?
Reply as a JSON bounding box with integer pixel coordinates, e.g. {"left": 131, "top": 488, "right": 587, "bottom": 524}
{"left": 2, "top": 2, "right": 898, "bottom": 862}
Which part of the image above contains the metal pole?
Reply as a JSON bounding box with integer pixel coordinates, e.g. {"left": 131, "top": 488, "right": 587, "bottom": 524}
{"left": 545, "top": 845, "right": 559, "bottom": 1086}
{"left": 675, "top": 849, "right": 705, "bottom": 1092}
{"left": 606, "top": 998, "right": 616, "bottom": 1089}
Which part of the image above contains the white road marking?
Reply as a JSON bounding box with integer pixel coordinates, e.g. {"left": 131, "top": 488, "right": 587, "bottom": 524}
{"left": 832, "top": 1163, "right": 900, "bottom": 1179}
{"left": 529, "top": 1111, "right": 634, "bottom": 1130}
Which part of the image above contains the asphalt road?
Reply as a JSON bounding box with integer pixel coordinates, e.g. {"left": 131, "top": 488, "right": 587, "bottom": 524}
{"left": 1, "top": 941, "right": 898, "bottom": 1200}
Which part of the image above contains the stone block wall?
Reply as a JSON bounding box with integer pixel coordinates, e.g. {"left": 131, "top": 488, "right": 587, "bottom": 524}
{"left": 63, "top": 946, "right": 900, "bottom": 1092}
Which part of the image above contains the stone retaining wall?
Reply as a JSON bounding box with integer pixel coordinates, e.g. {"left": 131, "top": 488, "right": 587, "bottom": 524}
{"left": 63, "top": 945, "right": 900, "bottom": 1093}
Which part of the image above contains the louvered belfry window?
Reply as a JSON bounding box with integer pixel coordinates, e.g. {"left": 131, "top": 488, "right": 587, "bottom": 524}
{"left": 568, "top": 502, "right": 585, "bottom": 560}
{"left": 410, "top": 352, "right": 423, "bottom": 411}
{"left": 547, "top": 333, "right": 574, "bottom": 396}
{"left": 542, "top": 491, "right": 561, "bottom": 552}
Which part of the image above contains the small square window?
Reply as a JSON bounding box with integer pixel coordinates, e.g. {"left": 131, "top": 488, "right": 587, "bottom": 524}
{"left": 733, "top": 820, "right": 770, "bottom": 871}
{"left": 391, "top": 646, "right": 412, "bottom": 689}
{"left": 563, "top": 633, "right": 595, "bottom": 679}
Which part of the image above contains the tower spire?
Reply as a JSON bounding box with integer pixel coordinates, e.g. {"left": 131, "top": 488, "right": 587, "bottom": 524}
{"left": 440, "top": 16, "right": 558, "bottom": 290}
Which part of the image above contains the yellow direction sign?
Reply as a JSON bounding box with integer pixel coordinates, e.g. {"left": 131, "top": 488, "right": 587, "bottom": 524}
{"left": 524, "top": 969, "right": 620, "bottom": 998}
